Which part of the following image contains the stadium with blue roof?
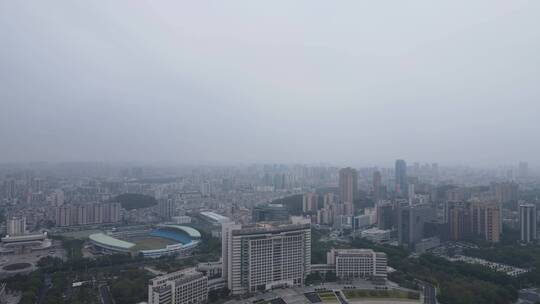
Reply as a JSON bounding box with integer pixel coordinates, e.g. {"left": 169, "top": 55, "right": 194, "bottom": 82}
{"left": 89, "top": 225, "right": 201, "bottom": 258}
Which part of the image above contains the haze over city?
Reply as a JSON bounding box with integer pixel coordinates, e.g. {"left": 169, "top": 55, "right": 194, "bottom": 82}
{"left": 1, "top": 1, "right": 539, "bottom": 166}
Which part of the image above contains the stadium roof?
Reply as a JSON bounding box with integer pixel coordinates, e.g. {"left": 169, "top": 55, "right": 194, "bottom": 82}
{"left": 199, "top": 211, "right": 231, "bottom": 223}
{"left": 89, "top": 233, "right": 135, "bottom": 250}
{"left": 157, "top": 225, "right": 202, "bottom": 239}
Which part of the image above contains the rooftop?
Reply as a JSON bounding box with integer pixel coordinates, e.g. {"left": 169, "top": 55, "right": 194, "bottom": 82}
{"left": 89, "top": 233, "right": 135, "bottom": 250}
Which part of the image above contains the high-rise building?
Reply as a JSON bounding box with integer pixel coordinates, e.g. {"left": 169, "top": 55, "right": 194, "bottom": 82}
{"left": 470, "top": 202, "right": 501, "bottom": 243}
{"left": 518, "top": 162, "right": 529, "bottom": 179}
{"left": 323, "top": 193, "right": 336, "bottom": 209}
{"left": 520, "top": 203, "right": 537, "bottom": 243}
{"left": 493, "top": 182, "right": 519, "bottom": 204}
{"left": 222, "top": 217, "right": 311, "bottom": 295}
{"left": 159, "top": 199, "right": 176, "bottom": 219}
{"left": 395, "top": 160, "right": 408, "bottom": 198}
{"left": 339, "top": 167, "right": 358, "bottom": 203}
{"left": 326, "top": 249, "right": 387, "bottom": 280}
{"left": 148, "top": 268, "right": 208, "bottom": 304}
{"left": 252, "top": 203, "right": 288, "bottom": 222}
{"left": 376, "top": 202, "right": 393, "bottom": 230}
{"left": 55, "top": 205, "right": 72, "bottom": 227}
{"left": 4, "top": 179, "right": 16, "bottom": 200}
{"left": 7, "top": 217, "right": 26, "bottom": 236}
{"left": 373, "top": 171, "right": 382, "bottom": 204}
{"left": 302, "top": 193, "right": 318, "bottom": 213}
{"left": 397, "top": 204, "right": 436, "bottom": 249}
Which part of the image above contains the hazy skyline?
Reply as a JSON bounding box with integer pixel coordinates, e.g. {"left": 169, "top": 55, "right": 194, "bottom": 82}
{"left": 1, "top": 1, "right": 539, "bottom": 166}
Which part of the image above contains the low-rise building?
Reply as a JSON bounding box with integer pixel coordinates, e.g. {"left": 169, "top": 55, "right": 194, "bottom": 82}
{"left": 148, "top": 268, "right": 208, "bottom": 304}
{"left": 327, "top": 249, "right": 387, "bottom": 280}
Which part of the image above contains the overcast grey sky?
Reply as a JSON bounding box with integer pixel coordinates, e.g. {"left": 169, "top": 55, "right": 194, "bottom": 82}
{"left": 0, "top": 1, "right": 539, "bottom": 166}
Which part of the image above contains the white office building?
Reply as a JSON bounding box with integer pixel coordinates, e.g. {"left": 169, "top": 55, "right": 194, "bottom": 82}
{"left": 148, "top": 268, "right": 208, "bottom": 304}
{"left": 222, "top": 217, "right": 311, "bottom": 295}
{"left": 327, "top": 249, "right": 387, "bottom": 280}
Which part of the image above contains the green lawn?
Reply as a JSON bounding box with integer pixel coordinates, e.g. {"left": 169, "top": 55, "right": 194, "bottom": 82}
{"left": 317, "top": 291, "right": 338, "bottom": 303}
{"left": 343, "top": 289, "right": 420, "bottom": 301}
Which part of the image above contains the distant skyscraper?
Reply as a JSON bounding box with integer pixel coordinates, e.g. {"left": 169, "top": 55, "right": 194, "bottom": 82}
{"left": 376, "top": 202, "right": 393, "bottom": 230}
{"left": 339, "top": 167, "right": 358, "bottom": 203}
{"left": 520, "top": 203, "right": 537, "bottom": 243}
{"left": 395, "top": 160, "right": 408, "bottom": 198}
{"left": 519, "top": 162, "right": 529, "bottom": 179}
{"left": 252, "top": 203, "right": 288, "bottom": 222}
{"left": 398, "top": 204, "right": 435, "bottom": 249}
{"left": 373, "top": 171, "right": 382, "bottom": 204}
{"left": 323, "top": 193, "right": 336, "bottom": 209}
{"left": 302, "top": 192, "right": 318, "bottom": 213}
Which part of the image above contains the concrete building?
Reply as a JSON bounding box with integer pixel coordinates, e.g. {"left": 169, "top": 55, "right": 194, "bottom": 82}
{"left": 398, "top": 204, "right": 436, "bottom": 249}
{"left": 360, "top": 228, "right": 391, "bottom": 243}
{"left": 326, "top": 249, "right": 387, "bottom": 280}
{"left": 252, "top": 203, "right": 288, "bottom": 222}
{"left": 372, "top": 171, "right": 382, "bottom": 204}
{"left": 302, "top": 192, "right": 318, "bottom": 213}
{"left": 6, "top": 217, "right": 26, "bottom": 236}
{"left": 222, "top": 217, "right": 311, "bottom": 295}
{"left": 376, "top": 202, "right": 393, "bottom": 230}
{"left": 395, "top": 160, "right": 408, "bottom": 198}
{"left": 148, "top": 268, "right": 208, "bottom": 304}
{"left": 159, "top": 199, "right": 176, "bottom": 219}
{"left": 339, "top": 167, "right": 358, "bottom": 203}
{"left": 520, "top": 203, "right": 537, "bottom": 243}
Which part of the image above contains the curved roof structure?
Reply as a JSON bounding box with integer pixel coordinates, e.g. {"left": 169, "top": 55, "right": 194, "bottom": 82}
{"left": 89, "top": 233, "right": 135, "bottom": 251}
{"left": 156, "top": 224, "right": 201, "bottom": 239}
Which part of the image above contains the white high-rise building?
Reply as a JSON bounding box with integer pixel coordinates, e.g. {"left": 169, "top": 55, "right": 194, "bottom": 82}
{"left": 7, "top": 217, "right": 26, "bottom": 236}
{"left": 520, "top": 203, "right": 537, "bottom": 243}
{"left": 222, "top": 217, "right": 311, "bottom": 295}
{"left": 327, "top": 249, "right": 387, "bottom": 280}
{"left": 148, "top": 268, "right": 208, "bottom": 304}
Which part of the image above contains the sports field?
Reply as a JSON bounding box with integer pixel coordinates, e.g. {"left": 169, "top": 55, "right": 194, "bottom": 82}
{"left": 131, "top": 237, "right": 176, "bottom": 251}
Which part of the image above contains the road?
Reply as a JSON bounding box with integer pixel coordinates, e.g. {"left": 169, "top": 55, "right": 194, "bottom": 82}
{"left": 99, "top": 285, "right": 114, "bottom": 304}
{"left": 422, "top": 282, "right": 437, "bottom": 304}
{"left": 36, "top": 273, "right": 52, "bottom": 304}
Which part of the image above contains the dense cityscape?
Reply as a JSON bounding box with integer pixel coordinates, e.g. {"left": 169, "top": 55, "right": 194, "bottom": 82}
{"left": 0, "top": 161, "right": 539, "bottom": 304}
{"left": 2, "top": 1, "right": 540, "bottom": 304}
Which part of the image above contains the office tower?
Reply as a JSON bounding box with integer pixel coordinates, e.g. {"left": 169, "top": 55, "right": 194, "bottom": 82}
{"left": 373, "top": 171, "right": 382, "bottom": 204}
{"left": 148, "top": 268, "right": 208, "bottom": 304}
{"left": 7, "top": 217, "right": 26, "bottom": 236}
{"left": 159, "top": 199, "right": 176, "bottom": 219}
{"left": 323, "top": 193, "right": 336, "bottom": 209}
{"left": 339, "top": 167, "right": 358, "bottom": 203}
{"left": 395, "top": 160, "right": 408, "bottom": 198}
{"left": 302, "top": 193, "right": 318, "bottom": 213}
{"left": 252, "top": 203, "right": 288, "bottom": 222}
{"left": 397, "top": 204, "right": 436, "bottom": 249}
{"left": 518, "top": 162, "right": 529, "bottom": 179}
{"left": 222, "top": 217, "right": 311, "bottom": 295}
{"left": 326, "top": 249, "right": 387, "bottom": 280}
{"left": 376, "top": 202, "right": 393, "bottom": 230}
{"left": 520, "top": 203, "right": 537, "bottom": 243}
